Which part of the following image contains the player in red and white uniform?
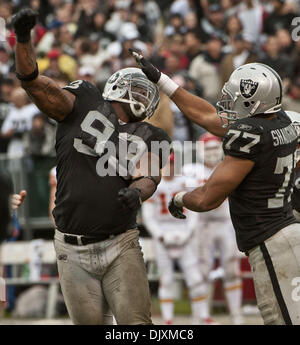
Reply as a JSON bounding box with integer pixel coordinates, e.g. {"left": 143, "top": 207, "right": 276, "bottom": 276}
{"left": 183, "top": 133, "right": 244, "bottom": 325}
{"left": 142, "top": 153, "right": 215, "bottom": 325}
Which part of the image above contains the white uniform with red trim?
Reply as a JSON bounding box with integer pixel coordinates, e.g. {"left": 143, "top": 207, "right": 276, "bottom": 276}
{"left": 142, "top": 175, "right": 208, "bottom": 324}
{"left": 183, "top": 161, "right": 243, "bottom": 324}
{"left": 183, "top": 162, "right": 239, "bottom": 275}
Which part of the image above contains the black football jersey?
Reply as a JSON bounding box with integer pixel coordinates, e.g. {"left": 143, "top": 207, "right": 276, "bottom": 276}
{"left": 292, "top": 168, "right": 300, "bottom": 213}
{"left": 223, "top": 110, "right": 298, "bottom": 252}
{"left": 53, "top": 80, "right": 171, "bottom": 236}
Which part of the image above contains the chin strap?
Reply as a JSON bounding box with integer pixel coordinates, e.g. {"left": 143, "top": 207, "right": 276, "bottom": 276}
{"left": 104, "top": 95, "right": 146, "bottom": 118}
{"left": 130, "top": 102, "right": 146, "bottom": 118}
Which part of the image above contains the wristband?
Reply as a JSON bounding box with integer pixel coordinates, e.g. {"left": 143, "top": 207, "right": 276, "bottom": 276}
{"left": 157, "top": 73, "right": 179, "bottom": 97}
{"left": 174, "top": 191, "right": 187, "bottom": 207}
{"left": 16, "top": 64, "right": 39, "bottom": 82}
{"left": 16, "top": 32, "right": 31, "bottom": 43}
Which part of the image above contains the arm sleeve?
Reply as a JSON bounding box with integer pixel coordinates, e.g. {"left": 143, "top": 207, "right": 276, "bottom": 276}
{"left": 222, "top": 120, "right": 263, "bottom": 163}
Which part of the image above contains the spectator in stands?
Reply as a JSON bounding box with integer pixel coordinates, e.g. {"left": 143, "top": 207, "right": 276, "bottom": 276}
{"left": 189, "top": 36, "right": 224, "bottom": 103}
{"left": 292, "top": 39, "right": 300, "bottom": 77}
{"left": 282, "top": 76, "right": 300, "bottom": 112}
{"left": 220, "top": 33, "right": 257, "bottom": 86}
{"left": 41, "top": 46, "right": 77, "bottom": 82}
{"left": 164, "top": 53, "right": 182, "bottom": 78}
{"left": 165, "top": 34, "right": 189, "bottom": 70}
{"left": 0, "top": 44, "right": 13, "bottom": 76}
{"left": 1, "top": 87, "right": 39, "bottom": 157}
{"left": 199, "top": 2, "right": 226, "bottom": 43}
{"left": 184, "top": 30, "right": 203, "bottom": 67}
{"left": 275, "top": 28, "right": 294, "bottom": 55}
{"left": 224, "top": 15, "right": 244, "bottom": 53}
{"left": 57, "top": 23, "right": 76, "bottom": 57}
{"left": 237, "top": 0, "right": 265, "bottom": 44}
{"left": 77, "top": 65, "right": 95, "bottom": 85}
{"left": 0, "top": 76, "right": 14, "bottom": 153}
{"left": 169, "top": 0, "right": 193, "bottom": 18}
{"left": 23, "top": 113, "right": 56, "bottom": 158}
{"left": 75, "top": 0, "right": 100, "bottom": 37}
{"left": 259, "top": 35, "right": 294, "bottom": 81}
{"left": 168, "top": 74, "right": 195, "bottom": 143}
{"left": 165, "top": 13, "right": 187, "bottom": 37}
{"left": 264, "top": 0, "right": 296, "bottom": 35}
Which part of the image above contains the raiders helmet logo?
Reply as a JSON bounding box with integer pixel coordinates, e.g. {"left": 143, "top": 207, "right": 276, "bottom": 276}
{"left": 240, "top": 79, "right": 259, "bottom": 98}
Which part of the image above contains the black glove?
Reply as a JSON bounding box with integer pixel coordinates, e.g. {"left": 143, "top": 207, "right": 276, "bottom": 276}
{"left": 118, "top": 188, "right": 142, "bottom": 212}
{"left": 12, "top": 8, "right": 38, "bottom": 43}
{"left": 168, "top": 197, "right": 186, "bottom": 219}
{"left": 129, "top": 48, "right": 161, "bottom": 83}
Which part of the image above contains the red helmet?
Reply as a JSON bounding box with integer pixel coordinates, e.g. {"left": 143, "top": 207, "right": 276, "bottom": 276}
{"left": 198, "top": 132, "right": 221, "bottom": 147}
{"left": 197, "top": 132, "right": 223, "bottom": 167}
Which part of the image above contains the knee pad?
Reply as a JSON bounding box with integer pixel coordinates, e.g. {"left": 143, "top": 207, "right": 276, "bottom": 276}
{"left": 189, "top": 281, "right": 208, "bottom": 300}
{"left": 158, "top": 284, "right": 174, "bottom": 300}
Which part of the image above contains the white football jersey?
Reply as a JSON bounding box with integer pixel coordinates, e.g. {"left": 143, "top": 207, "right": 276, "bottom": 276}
{"left": 183, "top": 163, "right": 231, "bottom": 222}
{"left": 142, "top": 176, "right": 197, "bottom": 246}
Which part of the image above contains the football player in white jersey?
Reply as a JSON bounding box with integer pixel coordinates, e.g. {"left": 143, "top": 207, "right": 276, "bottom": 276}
{"left": 183, "top": 133, "right": 244, "bottom": 325}
{"left": 142, "top": 153, "right": 216, "bottom": 325}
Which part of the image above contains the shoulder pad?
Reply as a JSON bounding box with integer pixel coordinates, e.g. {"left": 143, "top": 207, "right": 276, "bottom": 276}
{"left": 63, "top": 80, "right": 101, "bottom": 98}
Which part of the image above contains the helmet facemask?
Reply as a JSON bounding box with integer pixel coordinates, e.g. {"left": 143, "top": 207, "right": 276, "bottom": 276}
{"left": 216, "top": 88, "right": 240, "bottom": 128}
{"left": 103, "top": 69, "right": 160, "bottom": 120}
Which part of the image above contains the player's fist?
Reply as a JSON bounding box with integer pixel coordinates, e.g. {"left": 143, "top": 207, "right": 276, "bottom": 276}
{"left": 129, "top": 48, "right": 161, "bottom": 83}
{"left": 118, "top": 188, "right": 142, "bottom": 212}
{"left": 12, "top": 8, "right": 38, "bottom": 43}
{"left": 168, "top": 197, "right": 186, "bottom": 219}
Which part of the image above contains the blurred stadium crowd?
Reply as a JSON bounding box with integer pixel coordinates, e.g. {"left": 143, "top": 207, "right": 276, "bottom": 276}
{"left": 1, "top": 0, "right": 300, "bottom": 156}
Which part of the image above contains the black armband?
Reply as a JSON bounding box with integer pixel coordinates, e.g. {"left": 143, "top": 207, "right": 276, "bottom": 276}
{"left": 16, "top": 64, "right": 39, "bottom": 82}
{"left": 131, "top": 176, "right": 145, "bottom": 183}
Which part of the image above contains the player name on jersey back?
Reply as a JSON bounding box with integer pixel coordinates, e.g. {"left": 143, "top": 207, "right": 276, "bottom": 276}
{"left": 271, "top": 125, "right": 298, "bottom": 146}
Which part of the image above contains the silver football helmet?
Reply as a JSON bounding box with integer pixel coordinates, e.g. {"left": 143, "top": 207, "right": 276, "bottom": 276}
{"left": 217, "top": 63, "right": 282, "bottom": 127}
{"left": 102, "top": 67, "right": 160, "bottom": 119}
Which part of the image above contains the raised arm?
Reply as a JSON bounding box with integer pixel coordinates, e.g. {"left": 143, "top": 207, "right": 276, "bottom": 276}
{"left": 129, "top": 49, "right": 227, "bottom": 137}
{"left": 13, "top": 9, "right": 75, "bottom": 121}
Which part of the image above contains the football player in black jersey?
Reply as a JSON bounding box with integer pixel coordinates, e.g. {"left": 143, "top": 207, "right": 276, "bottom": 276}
{"left": 130, "top": 50, "right": 300, "bottom": 324}
{"left": 13, "top": 9, "right": 171, "bottom": 325}
{"left": 286, "top": 111, "right": 300, "bottom": 223}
